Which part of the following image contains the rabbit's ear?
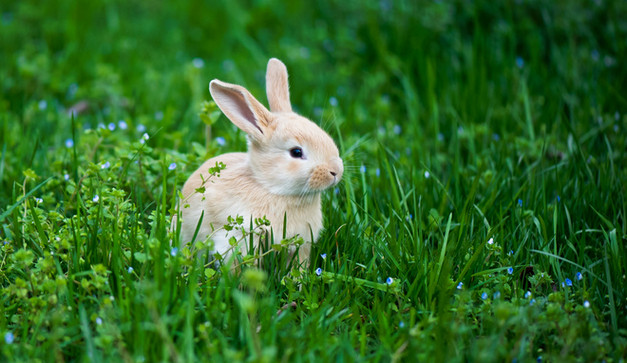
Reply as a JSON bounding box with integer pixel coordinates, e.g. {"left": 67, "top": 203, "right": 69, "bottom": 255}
{"left": 266, "top": 58, "right": 292, "bottom": 113}
{"left": 210, "top": 80, "right": 273, "bottom": 140}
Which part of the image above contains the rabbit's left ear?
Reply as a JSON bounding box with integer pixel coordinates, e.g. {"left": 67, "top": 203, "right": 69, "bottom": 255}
{"left": 266, "top": 58, "right": 292, "bottom": 113}
{"left": 209, "top": 79, "right": 273, "bottom": 141}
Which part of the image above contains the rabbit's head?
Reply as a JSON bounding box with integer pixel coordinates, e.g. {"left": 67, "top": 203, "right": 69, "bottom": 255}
{"left": 209, "top": 58, "right": 343, "bottom": 197}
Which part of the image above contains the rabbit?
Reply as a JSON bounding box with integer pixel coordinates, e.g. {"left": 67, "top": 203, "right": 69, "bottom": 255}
{"left": 176, "top": 58, "right": 343, "bottom": 265}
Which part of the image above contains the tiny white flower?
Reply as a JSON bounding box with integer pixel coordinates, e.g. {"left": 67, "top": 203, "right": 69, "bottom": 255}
{"left": 35, "top": 198, "right": 43, "bottom": 204}
{"left": 168, "top": 162, "right": 177, "bottom": 170}
{"left": 118, "top": 120, "right": 128, "bottom": 130}
{"left": 192, "top": 58, "right": 205, "bottom": 68}
{"left": 583, "top": 300, "right": 590, "bottom": 308}
{"left": 101, "top": 161, "right": 111, "bottom": 169}
{"left": 92, "top": 195, "right": 99, "bottom": 203}
{"left": 487, "top": 237, "right": 494, "bottom": 245}
{"left": 216, "top": 137, "right": 226, "bottom": 146}
{"left": 329, "top": 97, "right": 338, "bottom": 107}
{"left": 65, "top": 138, "right": 74, "bottom": 148}
{"left": 142, "top": 133, "right": 149, "bottom": 140}
{"left": 38, "top": 100, "right": 47, "bottom": 110}
{"left": 109, "top": 296, "right": 115, "bottom": 302}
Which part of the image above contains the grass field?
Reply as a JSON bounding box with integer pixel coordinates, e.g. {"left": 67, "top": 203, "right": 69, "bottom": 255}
{"left": 1, "top": 0, "right": 626, "bottom": 361}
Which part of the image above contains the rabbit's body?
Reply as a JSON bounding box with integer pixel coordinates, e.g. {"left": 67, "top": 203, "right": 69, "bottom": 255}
{"left": 177, "top": 59, "right": 342, "bottom": 264}
{"left": 180, "top": 152, "right": 322, "bottom": 259}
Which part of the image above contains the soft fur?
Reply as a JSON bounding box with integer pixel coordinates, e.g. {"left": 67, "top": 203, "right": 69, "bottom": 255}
{"left": 177, "top": 58, "right": 343, "bottom": 263}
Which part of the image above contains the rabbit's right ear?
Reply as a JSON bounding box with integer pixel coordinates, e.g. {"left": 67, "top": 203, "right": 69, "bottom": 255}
{"left": 266, "top": 58, "right": 292, "bottom": 113}
{"left": 209, "top": 80, "right": 273, "bottom": 140}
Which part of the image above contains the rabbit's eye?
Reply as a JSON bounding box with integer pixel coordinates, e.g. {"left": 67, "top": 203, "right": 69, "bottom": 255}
{"left": 289, "top": 147, "right": 304, "bottom": 159}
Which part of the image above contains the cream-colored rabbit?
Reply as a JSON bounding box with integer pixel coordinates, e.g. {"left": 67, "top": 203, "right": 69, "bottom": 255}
{"left": 177, "top": 58, "right": 343, "bottom": 264}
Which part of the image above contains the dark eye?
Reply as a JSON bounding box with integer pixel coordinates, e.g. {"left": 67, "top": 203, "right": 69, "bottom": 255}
{"left": 289, "top": 147, "right": 304, "bottom": 159}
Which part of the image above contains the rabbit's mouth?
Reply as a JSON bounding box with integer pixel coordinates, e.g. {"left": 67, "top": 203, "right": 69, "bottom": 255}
{"left": 308, "top": 162, "right": 343, "bottom": 191}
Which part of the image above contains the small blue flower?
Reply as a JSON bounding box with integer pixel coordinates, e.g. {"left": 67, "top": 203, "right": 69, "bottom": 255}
{"left": 92, "top": 195, "right": 99, "bottom": 203}
{"left": 583, "top": 300, "right": 590, "bottom": 308}
{"left": 216, "top": 137, "right": 226, "bottom": 146}
{"left": 493, "top": 291, "right": 501, "bottom": 299}
{"left": 537, "top": 355, "right": 542, "bottom": 363}
{"left": 517, "top": 199, "right": 523, "bottom": 207}
{"left": 399, "top": 321, "right": 405, "bottom": 328}
{"left": 565, "top": 278, "right": 573, "bottom": 287}
{"left": 487, "top": 237, "right": 494, "bottom": 245}
{"left": 168, "top": 162, "right": 177, "bottom": 170}
{"left": 393, "top": 125, "right": 401, "bottom": 135}
{"left": 98, "top": 123, "right": 106, "bottom": 129}
{"left": 492, "top": 133, "right": 500, "bottom": 141}
{"left": 576, "top": 272, "right": 583, "bottom": 281}
{"left": 524, "top": 291, "right": 532, "bottom": 299}
{"left": 508, "top": 267, "right": 514, "bottom": 275}
{"left": 65, "top": 138, "right": 74, "bottom": 148}
{"left": 557, "top": 195, "right": 561, "bottom": 202}
{"left": 360, "top": 165, "right": 366, "bottom": 173}
{"left": 5, "top": 331, "right": 14, "bottom": 344}
{"left": 530, "top": 298, "right": 536, "bottom": 306}
{"left": 516, "top": 57, "right": 524, "bottom": 68}
{"left": 108, "top": 122, "right": 116, "bottom": 131}
{"left": 155, "top": 111, "right": 164, "bottom": 120}
{"left": 170, "top": 247, "right": 178, "bottom": 257}
{"left": 118, "top": 120, "right": 128, "bottom": 130}
{"left": 64, "top": 174, "right": 70, "bottom": 181}
{"left": 101, "top": 161, "right": 111, "bottom": 169}
{"left": 456, "top": 282, "right": 463, "bottom": 290}
{"left": 96, "top": 317, "right": 103, "bottom": 325}
{"left": 320, "top": 253, "right": 327, "bottom": 260}
{"left": 315, "top": 267, "right": 322, "bottom": 276}
{"left": 386, "top": 277, "right": 394, "bottom": 285}
{"left": 437, "top": 133, "right": 444, "bottom": 142}
{"left": 508, "top": 250, "right": 514, "bottom": 256}
{"left": 329, "top": 97, "right": 338, "bottom": 107}
{"left": 375, "top": 168, "right": 381, "bottom": 177}
{"left": 137, "top": 124, "right": 146, "bottom": 133}
{"left": 192, "top": 58, "right": 205, "bottom": 68}
{"left": 38, "top": 100, "right": 47, "bottom": 110}
{"left": 35, "top": 197, "right": 43, "bottom": 204}
{"left": 424, "top": 171, "right": 430, "bottom": 179}
{"left": 481, "top": 292, "right": 488, "bottom": 300}
{"left": 127, "top": 266, "right": 134, "bottom": 273}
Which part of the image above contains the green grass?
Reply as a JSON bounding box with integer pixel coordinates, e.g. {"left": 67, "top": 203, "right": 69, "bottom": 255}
{"left": 1, "top": 0, "right": 626, "bottom": 361}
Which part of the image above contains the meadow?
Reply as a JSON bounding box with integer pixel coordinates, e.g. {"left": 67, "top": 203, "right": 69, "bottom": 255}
{"left": 1, "top": 0, "right": 626, "bottom": 361}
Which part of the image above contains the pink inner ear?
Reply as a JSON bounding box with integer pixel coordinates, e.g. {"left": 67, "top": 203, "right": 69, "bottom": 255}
{"left": 221, "top": 87, "right": 263, "bottom": 134}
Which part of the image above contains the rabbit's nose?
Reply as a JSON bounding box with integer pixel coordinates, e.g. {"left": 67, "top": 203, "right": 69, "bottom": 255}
{"left": 330, "top": 171, "right": 337, "bottom": 177}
